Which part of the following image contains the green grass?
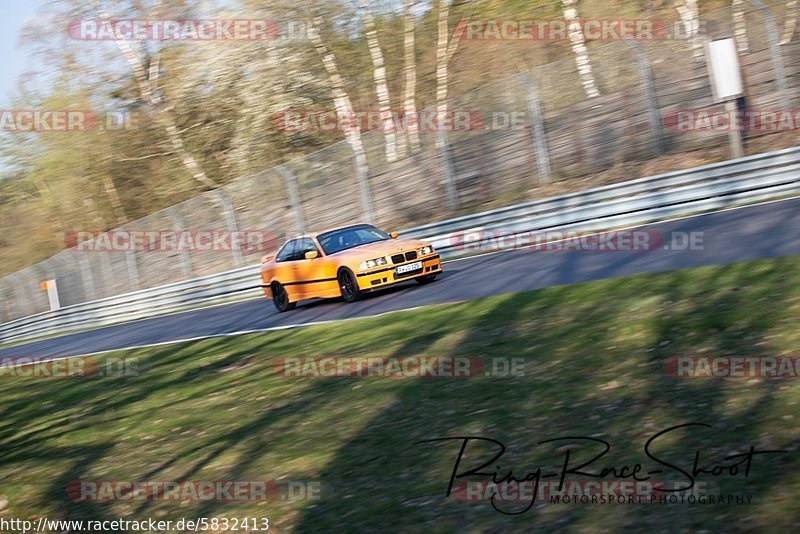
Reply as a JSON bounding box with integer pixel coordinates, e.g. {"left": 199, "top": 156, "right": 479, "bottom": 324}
{"left": 1, "top": 256, "right": 799, "bottom": 532}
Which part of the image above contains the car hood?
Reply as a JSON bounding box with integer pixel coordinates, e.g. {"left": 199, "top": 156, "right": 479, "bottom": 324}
{"left": 329, "top": 238, "right": 429, "bottom": 260}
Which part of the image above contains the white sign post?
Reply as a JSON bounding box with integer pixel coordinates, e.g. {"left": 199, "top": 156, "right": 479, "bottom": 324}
{"left": 40, "top": 279, "right": 61, "bottom": 311}
{"left": 705, "top": 38, "right": 745, "bottom": 158}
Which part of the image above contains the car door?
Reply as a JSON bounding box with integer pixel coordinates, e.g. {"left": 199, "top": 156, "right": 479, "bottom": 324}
{"left": 291, "top": 237, "right": 332, "bottom": 298}
{"left": 272, "top": 239, "right": 300, "bottom": 299}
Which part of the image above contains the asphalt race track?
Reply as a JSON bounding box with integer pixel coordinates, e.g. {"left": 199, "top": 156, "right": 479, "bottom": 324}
{"left": 2, "top": 197, "right": 800, "bottom": 359}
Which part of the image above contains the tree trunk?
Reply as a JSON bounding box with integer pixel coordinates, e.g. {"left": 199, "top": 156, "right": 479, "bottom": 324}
{"left": 781, "top": 0, "right": 797, "bottom": 44}
{"left": 307, "top": 18, "right": 373, "bottom": 221}
{"left": 403, "top": 0, "right": 420, "bottom": 153}
{"left": 435, "top": 0, "right": 462, "bottom": 148}
{"left": 733, "top": 0, "right": 750, "bottom": 53}
{"left": 359, "top": 0, "right": 402, "bottom": 162}
{"left": 562, "top": 0, "right": 600, "bottom": 98}
{"left": 676, "top": 0, "right": 703, "bottom": 61}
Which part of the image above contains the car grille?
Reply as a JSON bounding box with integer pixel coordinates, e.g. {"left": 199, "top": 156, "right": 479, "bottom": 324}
{"left": 391, "top": 251, "right": 418, "bottom": 264}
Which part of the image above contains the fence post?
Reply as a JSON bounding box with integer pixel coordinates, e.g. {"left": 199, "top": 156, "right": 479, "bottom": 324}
{"left": 746, "top": 0, "right": 791, "bottom": 110}
{"left": 275, "top": 165, "right": 306, "bottom": 235}
{"left": 624, "top": 40, "right": 664, "bottom": 156}
{"left": 166, "top": 208, "right": 194, "bottom": 279}
{"left": 436, "top": 130, "right": 459, "bottom": 209}
{"left": 353, "top": 156, "right": 375, "bottom": 223}
{"left": 6, "top": 277, "right": 21, "bottom": 321}
{"left": 212, "top": 190, "right": 243, "bottom": 267}
{"left": 99, "top": 251, "right": 115, "bottom": 298}
{"left": 18, "top": 271, "right": 41, "bottom": 316}
{"left": 518, "top": 74, "right": 552, "bottom": 184}
{"left": 78, "top": 254, "right": 97, "bottom": 302}
{"left": 125, "top": 252, "right": 140, "bottom": 291}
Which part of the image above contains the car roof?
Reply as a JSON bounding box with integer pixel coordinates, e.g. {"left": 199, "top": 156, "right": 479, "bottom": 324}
{"left": 313, "top": 223, "right": 374, "bottom": 237}
{"left": 262, "top": 223, "right": 379, "bottom": 264}
{"left": 285, "top": 223, "right": 374, "bottom": 242}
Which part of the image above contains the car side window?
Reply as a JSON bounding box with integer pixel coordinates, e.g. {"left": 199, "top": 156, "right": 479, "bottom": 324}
{"left": 276, "top": 240, "right": 297, "bottom": 262}
{"left": 295, "top": 238, "right": 320, "bottom": 260}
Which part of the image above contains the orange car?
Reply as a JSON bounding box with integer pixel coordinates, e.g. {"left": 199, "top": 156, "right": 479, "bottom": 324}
{"left": 260, "top": 224, "right": 442, "bottom": 312}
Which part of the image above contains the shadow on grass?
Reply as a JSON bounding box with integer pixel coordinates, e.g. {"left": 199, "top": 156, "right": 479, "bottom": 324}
{"left": 286, "top": 257, "right": 799, "bottom": 531}
{"left": 0, "top": 256, "right": 797, "bottom": 531}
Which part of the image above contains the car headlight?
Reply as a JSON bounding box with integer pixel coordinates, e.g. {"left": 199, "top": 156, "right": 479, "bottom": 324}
{"left": 418, "top": 245, "right": 433, "bottom": 255}
{"left": 359, "top": 257, "right": 388, "bottom": 270}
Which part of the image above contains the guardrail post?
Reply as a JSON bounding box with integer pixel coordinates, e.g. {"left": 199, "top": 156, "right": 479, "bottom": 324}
{"left": 624, "top": 40, "right": 664, "bottom": 156}
{"left": 275, "top": 165, "right": 306, "bottom": 235}
{"left": 166, "top": 208, "right": 194, "bottom": 278}
{"left": 518, "top": 74, "right": 552, "bottom": 184}
{"left": 746, "top": 0, "right": 791, "bottom": 110}
{"left": 436, "top": 130, "right": 459, "bottom": 209}
{"left": 212, "top": 190, "right": 243, "bottom": 267}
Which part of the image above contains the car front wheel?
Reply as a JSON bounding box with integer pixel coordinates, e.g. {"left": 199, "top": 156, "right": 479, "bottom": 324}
{"left": 338, "top": 269, "right": 361, "bottom": 302}
{"left": 272, "top": 282, "right": 296, "bottom": 312}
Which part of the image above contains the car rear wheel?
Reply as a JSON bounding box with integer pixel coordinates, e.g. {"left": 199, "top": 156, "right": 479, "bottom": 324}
{"left": 271, "top": 282, "right": 296, "bottom": 312}
{"left": 415, "top": 274, "right": 438, "bottom": 284}
{"left": 338, "top": 269, "right": 361, "bottom": 302}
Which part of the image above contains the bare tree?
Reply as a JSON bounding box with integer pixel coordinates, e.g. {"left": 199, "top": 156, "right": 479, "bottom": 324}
{"left": 90, "top": 0, "right": 219, "bottom": 189}
{"left": 110, "top": 36, "right": 220, "bottom": 189}
{"left": 307, "top": 17, "right": 373, "bottom": 220}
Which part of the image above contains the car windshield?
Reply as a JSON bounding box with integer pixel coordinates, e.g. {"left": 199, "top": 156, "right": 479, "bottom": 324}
{"left": 317, "top": 224, "right": 391, "bottom": 255}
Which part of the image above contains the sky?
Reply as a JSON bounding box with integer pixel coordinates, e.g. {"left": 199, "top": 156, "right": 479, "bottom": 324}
{"left": 0, "top": 0, "right": 45, "bottom": 107}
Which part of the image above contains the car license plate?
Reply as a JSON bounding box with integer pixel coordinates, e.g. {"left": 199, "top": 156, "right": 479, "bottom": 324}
{"left": 395, "top": 261, "right": 422, "bottom": 275}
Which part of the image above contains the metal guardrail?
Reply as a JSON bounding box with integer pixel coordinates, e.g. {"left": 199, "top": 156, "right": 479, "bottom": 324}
{"left": 2, "top": 146, "right": 800, "bottom": 345}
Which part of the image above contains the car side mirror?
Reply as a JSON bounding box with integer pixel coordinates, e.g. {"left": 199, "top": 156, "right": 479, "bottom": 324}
{"left": 304, "top": 250, "right": 319, "bottom": 260}
{"left": 390, "top": 231, "right": 398, "bottom": 239}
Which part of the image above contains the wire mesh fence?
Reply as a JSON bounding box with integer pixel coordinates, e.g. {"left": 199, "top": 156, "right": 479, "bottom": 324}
{"left": 2, "top": 1, "right": 799, "bottom": 324}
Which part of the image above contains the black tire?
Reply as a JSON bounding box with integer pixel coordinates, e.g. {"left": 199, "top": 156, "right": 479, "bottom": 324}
{"left": 338, "top": 269, "right": 362, "bottom": 302}
{"left": 271, "top": 282, "right": 296, "bottom": 312}
{"left": 415, "top": 274, "right": 438, "bottom": 284}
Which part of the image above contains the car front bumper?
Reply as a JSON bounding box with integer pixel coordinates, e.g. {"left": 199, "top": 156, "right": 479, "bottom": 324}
{"left": 355, "top": 253, "right": 441, "bottom": 291}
